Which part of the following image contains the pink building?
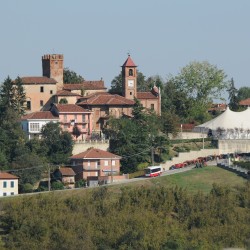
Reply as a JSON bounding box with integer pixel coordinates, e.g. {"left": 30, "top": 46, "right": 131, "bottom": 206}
{"left": 70, "top": 148, "right": 121, "bottom": 181}
{"left": 50, "top": 104, "right": 93, "bottom": 140}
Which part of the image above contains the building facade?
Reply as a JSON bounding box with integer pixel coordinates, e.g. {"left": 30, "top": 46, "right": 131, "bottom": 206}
{"left": 21, "top": 111, "right": 59, "bottom": 139}
{"left": 70, "top": 148, "right": 121, "bottom": 181}
{"left": 0, "top": 173, "right": 19, "bottom": 197}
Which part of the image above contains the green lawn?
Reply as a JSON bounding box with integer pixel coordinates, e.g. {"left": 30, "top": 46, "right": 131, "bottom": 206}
{"left": 122, "top": 166, "right": 247, "bottom": 194}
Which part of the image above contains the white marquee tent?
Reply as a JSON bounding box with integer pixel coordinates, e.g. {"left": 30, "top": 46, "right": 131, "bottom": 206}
{"left": 194, "top": 107, "right": 250, "bottom": 139}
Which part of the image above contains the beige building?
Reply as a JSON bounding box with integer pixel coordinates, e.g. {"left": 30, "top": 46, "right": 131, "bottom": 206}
{"left": 0, "top": 172, "right": 19, "bottom": 197}
{"left": 20, "top": 76, "right": 57, "bottom": 113}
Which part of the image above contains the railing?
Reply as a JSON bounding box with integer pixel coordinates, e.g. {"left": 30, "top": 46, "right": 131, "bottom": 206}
{"left": 83, "top": 165, "right": 101, "bottom": 170}
{"left": 75, "top": 139, "right": 109, "bottom": 144}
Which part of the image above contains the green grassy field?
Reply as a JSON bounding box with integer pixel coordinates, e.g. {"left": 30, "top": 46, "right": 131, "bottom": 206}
{"left": 120, "top": 166, "right": 247, "bottom": 194}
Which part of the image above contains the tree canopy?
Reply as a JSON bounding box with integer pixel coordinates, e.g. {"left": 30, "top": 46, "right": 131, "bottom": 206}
{"left": 104, "top": 99, "right": 168, "bottom": 173}
{"left": 41, "top": 122, "right": 73, "bottom": 164}
{"left": 237, "top": 86, "right": 250, "bottom": 101}
{"left": 162, "top": 61, "right": 228, "bottom": 123}
{"left": 63, "top": 68, "right": 84, "bottom": 84}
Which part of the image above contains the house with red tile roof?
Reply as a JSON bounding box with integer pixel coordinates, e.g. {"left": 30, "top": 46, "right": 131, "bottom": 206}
{"left": 52, "top": 167, "right": 76, "bottom": 189}
{"left": 69, "top": 148, "right": 121, "bottom": 183}
{"left": 63, "top": 80, "right": 107, "bottom": 96}
{"left": 0, "top": 172, "right": 19, "bottom": 197}
{"left": 239, "top": 98, "right": 250, "bottom": 107}
{"left": 53, "top": 90, "right": 81, "bottom": 104}
{"left": 21, "top": 104, "right": 93, "bottom": 140}
{"left": 50, "top": 104, "right": 93, "bottom": 140}
{"left": 77, "top": 92, "right": 135, "bottom": 132}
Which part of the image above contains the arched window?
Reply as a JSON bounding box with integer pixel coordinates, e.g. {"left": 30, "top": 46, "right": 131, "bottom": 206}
{"left": 129, "top": 69, "right": 133, "bottom": 76}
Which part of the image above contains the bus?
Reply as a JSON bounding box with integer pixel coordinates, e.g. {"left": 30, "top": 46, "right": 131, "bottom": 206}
{"left": 144, "top": 166, "right": 162, "bottom": 177}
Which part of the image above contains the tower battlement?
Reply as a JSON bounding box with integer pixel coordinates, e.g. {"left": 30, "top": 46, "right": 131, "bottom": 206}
{"left": 42, "top": 54, "right": 64, "bottom": 90}
{"left": 42, "top": 54, "right": 64, "bottom": 60}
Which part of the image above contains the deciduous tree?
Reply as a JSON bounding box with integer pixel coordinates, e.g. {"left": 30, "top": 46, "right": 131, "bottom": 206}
{"left": 63, "top": 68, "right": 84, "bottom": 84}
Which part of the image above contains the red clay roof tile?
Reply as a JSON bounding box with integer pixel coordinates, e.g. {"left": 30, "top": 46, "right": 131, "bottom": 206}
{"left": 239, "top": 98, "right": 250, "bottom": 106}
{"left": 63, "top": 81, "right": 106, "bottom": 90}
{"left": 21, "top": 111, "right": 59, "bottom": 120}
{"left": 58, "top": 167, "right": 76, "bottom": 176}
{"left": 77, "top": 92, "right": 134, "bottom": 106}
{"left": 137, "top": 92, "right": 158, "bottom": 99}
{"left": 54, "top": 104, "right": 91, "bottom": 113}
{"left": 70, "top": 148, "right": 121, "bottom": 159}
{"left": 122, "top": 55, "right": 137, "bottom": 67}
{"left": 0, "top": 172, "right": 19, "bottom": 179}
{"left": 20, "top": 77, "right": 57, "bottom": 84}
{"left": 55, "top": 90, "right": 80, "bottom": 96}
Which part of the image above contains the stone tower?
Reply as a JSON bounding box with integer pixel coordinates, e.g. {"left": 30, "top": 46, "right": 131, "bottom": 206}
{"left": 42, "top": 54, "right": 64, "bottom": 90}
{"left": 121, "top": 55, "right": 137, "bottom": 100}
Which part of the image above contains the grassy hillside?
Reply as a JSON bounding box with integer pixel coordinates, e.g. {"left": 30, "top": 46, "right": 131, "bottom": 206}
{"left": 0, "top": 166, "right": 249, "bottom": 250}
{"left": 112, "top": 166, "right": 247, "bottom": 194}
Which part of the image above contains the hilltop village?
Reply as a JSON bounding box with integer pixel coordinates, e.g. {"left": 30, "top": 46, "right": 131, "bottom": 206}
{"left": 1, "top": 53, "right": 250, "bottom": 196}
{"left": 1, "top": 54, "right": 250, "bottom": 250}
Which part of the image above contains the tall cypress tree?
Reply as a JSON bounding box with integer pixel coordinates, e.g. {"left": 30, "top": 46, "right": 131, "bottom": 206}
{"left": 0, "top": 76, "right": 15, "bottom": 111}
{"left": 14, "top": 76, "right": 26, "bottom": 116}
{"left": 227, "top": 78, "right": 238, "bottom": 111}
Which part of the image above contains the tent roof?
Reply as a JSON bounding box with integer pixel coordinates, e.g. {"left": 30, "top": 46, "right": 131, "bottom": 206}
{"left": 195, "top": 107, "right": 250, "bottom": 131}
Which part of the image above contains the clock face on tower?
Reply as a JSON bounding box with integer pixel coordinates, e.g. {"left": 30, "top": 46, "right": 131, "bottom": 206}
{"left": 128, "top": 80, "right": 134, "bottom": 87}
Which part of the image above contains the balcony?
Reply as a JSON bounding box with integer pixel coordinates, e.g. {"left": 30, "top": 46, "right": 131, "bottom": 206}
{"left": 83, "top": 165, "right": 101, "bottom": 170}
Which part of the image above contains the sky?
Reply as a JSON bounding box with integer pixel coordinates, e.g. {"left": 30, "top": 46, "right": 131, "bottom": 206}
{"left": 0, "top": 0, "right": 250, "bottom": 99}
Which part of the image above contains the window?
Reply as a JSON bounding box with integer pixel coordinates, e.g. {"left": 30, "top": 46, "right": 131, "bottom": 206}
{"left": 11, "top": 192, "right": 14, "bottom": 196}
{"left": 88, "top": 161, "right": 90, "bottom": 167}
{"left": 112, "top": 160, "right": 115, "bottom": 166}
{"left": 64, "top": 115, "right": 67, "bottom": 122}
{"left": 3, "top": 181, "right": 7, "bottom": 188}
{"left": 82, "top": 115, "right": 86, "bottom": 122}
{"left": 72, "top": 161, "right": 76, "bottom": 166}
{"left": 63, "top": 124, "right": 68, "bottom": 130}
{"left": 151, "top": 104, "right": 155, "bottom": 110}
{"left": 82, "top": 124, "right": 86, "bottom": 129}
{"left": 3, "top": 193, "right": 7, "bottom": 196}
{"left": 27, "top": 101, "right": 31, "bottom": 110}
{"left": 11, "top": 181, "right": 14, "bottom": 188}
{"left": 50, "top": 90, "right": 53, "bottom": 94}
{"left": 30, "top": 123, "right": 40, "bottom": 132}
{"left": 129, "top": 69, "right": 133, "bottom": 76}
{"left": 40, "top": 86, "right": 44, "bottom": 92}
{"left": 74, "top": 115, "right": 77, "bottom": 121}
{"left": 104, "top": 160, "right": 108, "bottom": 166}
{"left": 40, "top": 100, "right": 44, "bottom": 107}
{"left": 130, "top": 92, "right": 132, "bottom": 95}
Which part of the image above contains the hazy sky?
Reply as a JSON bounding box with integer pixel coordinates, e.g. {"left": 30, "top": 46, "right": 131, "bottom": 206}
{"left": 1, "top": 0, "right": 250, "bottom": 97}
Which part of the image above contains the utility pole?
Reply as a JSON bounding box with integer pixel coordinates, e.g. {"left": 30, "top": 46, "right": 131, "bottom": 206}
{"left": 111, "top": 158, "right": 113, "bottom": 183}
{"left": 48, "top": 164, "right": 51, "bottom": 191}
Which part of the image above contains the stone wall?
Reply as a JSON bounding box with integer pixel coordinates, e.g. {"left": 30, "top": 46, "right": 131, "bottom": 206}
{"left": 218, "top": 139, "right": 250, "bottom": 154}
{"left": 161, "top": 148, "right": 219, "bottom": 170}
{"left": 170, "top": 132, "right": 207, "bottom": 140}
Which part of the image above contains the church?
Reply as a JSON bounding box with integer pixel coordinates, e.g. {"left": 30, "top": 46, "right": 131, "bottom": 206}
{"left": 18, "top": 54, "right": 161, "bottom": 137}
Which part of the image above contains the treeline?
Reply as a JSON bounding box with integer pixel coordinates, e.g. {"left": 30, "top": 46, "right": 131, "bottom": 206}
{"left": 1, "top": 183, "right": 249, "bottom": 249}
{"left": 0, "top": 77, "right": 73, "bottom": 192}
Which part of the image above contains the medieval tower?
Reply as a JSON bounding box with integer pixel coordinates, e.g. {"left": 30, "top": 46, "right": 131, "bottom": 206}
{"left": 42, "top": 54, "right": 64, "bottom": 90}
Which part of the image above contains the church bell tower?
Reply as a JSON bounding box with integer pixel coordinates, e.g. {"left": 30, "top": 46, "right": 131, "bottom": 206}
{"left": 121, "top": 54, "right": 137, "bottom": 100}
